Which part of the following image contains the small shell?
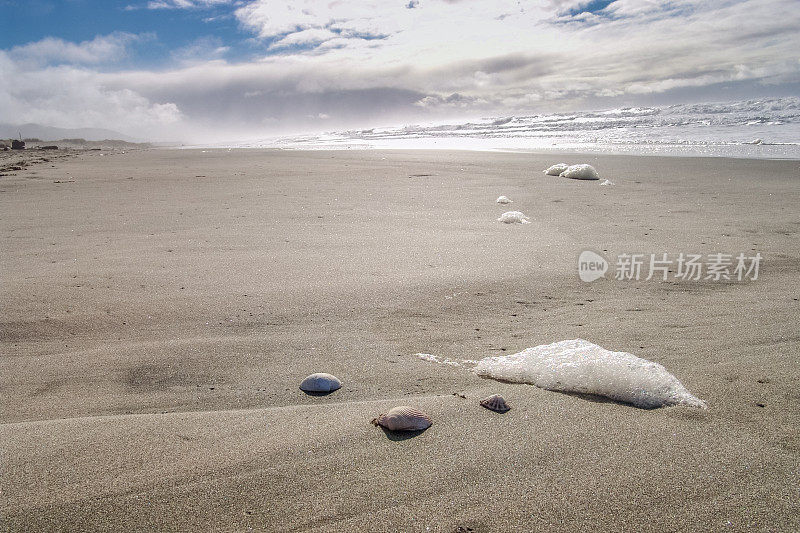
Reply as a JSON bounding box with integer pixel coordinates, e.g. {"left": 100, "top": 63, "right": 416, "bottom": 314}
{"left": 496, "top": 195, "right": 512, "bottom": 204}
{"left": 372, "top": 406, "right": 432, "bottom": 431}
{"left": 299, "top": 373, "right": 342, "bottom": 393}
{"left": 480, "top": 394, "right": 510, "bottom": 413}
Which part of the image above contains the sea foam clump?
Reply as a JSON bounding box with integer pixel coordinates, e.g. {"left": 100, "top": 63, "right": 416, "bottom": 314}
{"left": 473, "top": 339, "right": 706, "bottom": 409}
{"left": 544, "top": 163, "right": 569, "bottom": 176}
{"left": 416, "top": 353, "right": 461, "bottom": 367}
{"left": 497, "top": 211, "right": 530, "bottom": 224}
{"left": 560, "top": 164, "right": 600, "bottom": 180}
{"left": 496, "top": 195, "right": 512, "bottom": 204}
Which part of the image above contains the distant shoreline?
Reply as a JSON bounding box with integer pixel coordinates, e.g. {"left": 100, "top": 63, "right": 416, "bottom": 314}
{"left": 1, "top": 138, "right": 151, "bottom": 151}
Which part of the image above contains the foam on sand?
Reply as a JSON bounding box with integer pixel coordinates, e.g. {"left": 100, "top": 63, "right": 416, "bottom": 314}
{"left": 560, "top": 164, "right": 600, "bottom": 180}
{"left": 599, "top": 179, "right": 615, "bottom": 186}
{"left": 473, "top": 339, "right": 706, "bottom": 409}
{"left": 544, "top": 163, "right": 569, "bottom": 176}
{"left": 416, "top": 353, "right": 462, "bottom": 366}
{"left": 496, "top": 195, "right": 512, "bottom": 204}
{"left": 497, "top": 211, "right": 530, "bottom": 224}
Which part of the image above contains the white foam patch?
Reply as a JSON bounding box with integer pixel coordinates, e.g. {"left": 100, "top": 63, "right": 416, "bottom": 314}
{"left": 472, "top": 339, "right": 706, "bottom": 409}
{"left": 497, "top": 211, "right": 530, "bottom": 224}
{"left": 544, "top": 163, "right": 569, "bottom": 176}
{"left": 416, "top": 353, "right": 462, "bottom": 366}
{"left": 560, "top": 164, "right": 600, "bottom": 180}
{"left": 496, "top": 195, "right": 512, "bottom": 204}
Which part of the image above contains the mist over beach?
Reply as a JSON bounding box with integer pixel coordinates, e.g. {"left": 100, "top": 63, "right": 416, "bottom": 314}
{"left": 2, "top": 1, "right": 799, "bottom": 532}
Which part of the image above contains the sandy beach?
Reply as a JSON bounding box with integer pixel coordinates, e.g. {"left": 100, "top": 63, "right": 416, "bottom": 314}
{"left": 1, "top": 148, "right": 798, "bottom": 531}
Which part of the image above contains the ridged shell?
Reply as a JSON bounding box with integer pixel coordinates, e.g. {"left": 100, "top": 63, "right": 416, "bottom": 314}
{"left": 299, "top": 373, "right": 342, "bottom": 393}
{"left": 372, "top": 406, "right": 432, "bottom": 431}
{"left": 479, "top": 394, "right": 510, "bottom": 413}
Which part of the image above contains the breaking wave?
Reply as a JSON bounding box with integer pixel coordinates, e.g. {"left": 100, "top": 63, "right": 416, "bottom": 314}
{"left": 259, "top": 97, "right": 800, "bottom": 159}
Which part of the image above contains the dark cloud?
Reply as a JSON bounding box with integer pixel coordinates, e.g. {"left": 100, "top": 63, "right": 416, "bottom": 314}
{"left": 135, "top": 80, "right": 426, "bottom": 133}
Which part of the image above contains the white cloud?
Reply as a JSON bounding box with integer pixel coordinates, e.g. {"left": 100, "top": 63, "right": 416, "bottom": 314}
{"left": 268, "top": 28, "right": 338, "bottom": 50}
{"left": 414, "top": 93, "right": 484, "bottom": 108}
{"left": 146, "top": 0, "right": 233, "bottom": 9}
{"left": 230, "top": 0, "right": 800, "bottom": 108}
{"left": 235, "top": 1, "right": 412, "bottom": 40}
{"left": 0, "top": 51, "right": 181, "bottom": 139}
{"left": 9, "top": 32, "right": 148, "bottom": 66}
{"left": 171, "top": 36, "right": 230, "bottom": 64}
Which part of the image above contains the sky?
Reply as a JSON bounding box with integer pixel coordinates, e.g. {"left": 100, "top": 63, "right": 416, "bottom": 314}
{"left": 1, "top": 0, "right": 799, "bottom": 142}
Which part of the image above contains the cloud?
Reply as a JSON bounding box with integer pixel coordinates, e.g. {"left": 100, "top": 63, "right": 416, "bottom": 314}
{"left": 0, "top": 51, "right": 181, "bottom": 138}
{"left": 8, "top": 32, "right": 149, "bottom": 66}
{"left": 414, "top": 93, "right": 485, "bottom": 108}
{"left": 171, "top": 36, "right": 230, "bottom": 64}
{"left": 230, "top": 0, "right": 800, "bottom": 103}
{"left": 234, "top": 1, "right": 409, "bottom": 41}
{"left": 101, "top": 59, "right": 427, "bottom": 138}
{"left": 268, "top": 28, "right": 338, "bottom": 50}
{"left": 146, "top": 0, "right": 234, "bottom": 9}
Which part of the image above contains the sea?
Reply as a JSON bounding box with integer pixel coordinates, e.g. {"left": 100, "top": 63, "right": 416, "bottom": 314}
{"left": 237, "top": 96, "right": 800, "bottom": 159}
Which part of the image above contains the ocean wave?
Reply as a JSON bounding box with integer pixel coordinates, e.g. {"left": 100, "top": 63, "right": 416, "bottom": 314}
{"left": 254, "top": 97, "right": 800, "bottom": 158}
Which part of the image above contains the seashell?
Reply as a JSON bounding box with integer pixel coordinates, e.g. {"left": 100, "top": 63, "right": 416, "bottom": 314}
{"left": 372, "top": 406, "right": 432, "bottom": 431}
{"left": 299, "top": 373, "right": 342, "bottom": 393}
{"left": 496, "top": 195, "right": 512, "bottom": 204}
{"left": 480, "top": 394, "right": 510, "bottom": 413}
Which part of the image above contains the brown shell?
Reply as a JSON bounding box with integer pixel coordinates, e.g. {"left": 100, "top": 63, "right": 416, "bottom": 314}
{"left": 480, "top": 394, "right": 510, "bottom": 413}
{"left": 372, "top": 406, "right": 432, "bottom": 431}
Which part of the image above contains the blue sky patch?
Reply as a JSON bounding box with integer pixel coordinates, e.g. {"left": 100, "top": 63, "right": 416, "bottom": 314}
{"left": 564, "top": 0, "right": 617, "bottom": 17}
{"left": 0, "top": 0, "right": 258, "bottom": 67}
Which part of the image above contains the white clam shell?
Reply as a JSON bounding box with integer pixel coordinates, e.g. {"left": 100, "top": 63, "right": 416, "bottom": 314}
{"left": 480, "top": 394, "right": 511, "bottom": 413}
{"left": 372, "top": 406, "right": 432, "bottom": 431}
{"left": 299, "top": 373, "right": 342, "bottom": 393}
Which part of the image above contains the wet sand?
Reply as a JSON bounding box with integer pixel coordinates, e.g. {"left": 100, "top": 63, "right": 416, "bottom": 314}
{"left": 1, "top": 148, "right": 799, "bottom": 531}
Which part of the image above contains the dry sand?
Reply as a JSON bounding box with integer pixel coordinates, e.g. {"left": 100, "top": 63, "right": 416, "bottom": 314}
{"left": 1, "top": 148, "right": 799, "bottom": 531}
